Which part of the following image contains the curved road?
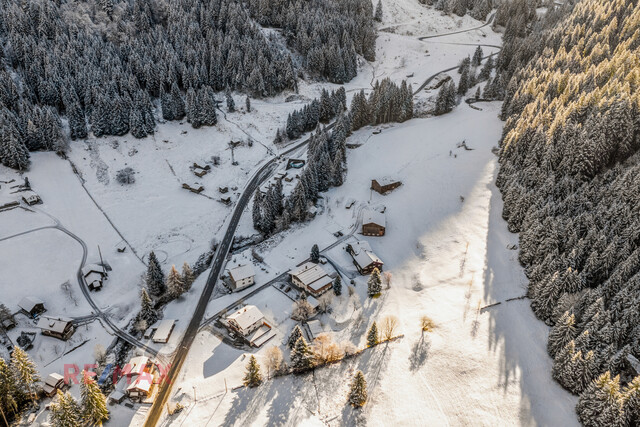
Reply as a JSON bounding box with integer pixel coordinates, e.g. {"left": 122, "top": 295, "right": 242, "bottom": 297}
{"left": 145, "top": 14, "right": 502, "bottom": 426}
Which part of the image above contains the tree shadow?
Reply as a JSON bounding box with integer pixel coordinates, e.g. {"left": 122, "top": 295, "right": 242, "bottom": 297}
{"left": 408, "top": 334, "right": 431, "bottom": 372}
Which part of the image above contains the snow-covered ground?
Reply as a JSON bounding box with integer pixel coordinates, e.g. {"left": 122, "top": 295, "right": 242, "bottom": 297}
{"left": 0, "top": 1, "right": 578, "bottom": 425}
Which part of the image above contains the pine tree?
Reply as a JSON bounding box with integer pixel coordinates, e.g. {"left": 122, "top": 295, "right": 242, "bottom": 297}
{"left": 311, "top": 244, "right": 320, "bottom": 263}
{"left": 367, "top": 322, "right": 379, "bottom": 347}
{"left": 623, "top": 376, "right": 640, "bottom": 426}
{"left": 11, "top": 346, "right": 39, "bottom": 403}
{"left": 374, "top": 0, "right": 383, "bottom": 22}
{"left": 348, "top": 371, "right": 367, "bottom": 407}
{"left": 166, "top": 265, "right": 185, "bottom": 298}
{"left": 576, "top": 371, "right": 625, "bottom": 427}
{"left": 80, "top": 373, "right": 109, "bottom": 426}
{"left": 0, "top": 358, "right": 19, "bottom": 426}
{"left": 333, "top": 275, "right": 342, "bottom": 296}
{"left": 139, "top": 287, "right": 157, "bottom": 325}
{"left": 50, "top": 390, "right": 82, "bottom": 427}
{"left": 146, "top": 251, "right": 166, "bottom": 296}
{"left": 288, "top": 325, "right": 304, "bottom": 349}
{"left": 245, "top": 96, "right": 251, "bottom": 112}
{"left": 226, "top": 89, "right": 235, "bottom": 113}
{"left": 368, "top": 268, "right": 382, "bottom": 297}
{"left": 243, "top": 355, "right": 263, "bottom": 388}
{"left": 181, "top": 262, "right": 195, "bottom": 292}
{"left": 1, "top": 121, "right": 30, "bottom": 170}
{"left": 290, "top": 336, "right": 314, "bottom": 373}
{"left": 472, "top": 46, "right": 483, "bottom": 66}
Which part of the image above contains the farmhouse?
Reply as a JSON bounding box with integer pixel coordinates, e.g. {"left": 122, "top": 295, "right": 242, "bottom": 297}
{"left": 82, "top": 263, "right": 108, "bottom": 291}
{"left": 288, "top": 262, "right": 333, "bottom": 296}
{"left": 225, "top": 305, "right": 275, "bottom": 347}
{"left": 21, "top": 191, "right": 41, "bottom": 205}
{"left": 43, "top": 373, "right": 65, "bottom": 397}
{"left": 37, "top": 316, "right": 75, "bottom": 340}
{"left": 347, "top": 240, "right": 384, "bottom": 274}
{"left": 228, "top": 264, "right": 256, "bottom": 291}
{"left": 152, "top": 319, "right": 176, "bottom": 344}
{"left": 371, "top": 178, "right": 402, "bottom": 195}
{"left": 362, "top": 209, "right": 386, "bottom": 236}
{"left": 18, "top": 297, "right": 45, "bottom": 317}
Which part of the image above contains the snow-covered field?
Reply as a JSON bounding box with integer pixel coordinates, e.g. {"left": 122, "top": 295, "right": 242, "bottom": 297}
{"left": 0, "top": 0, "right": 578, "bottom": 425}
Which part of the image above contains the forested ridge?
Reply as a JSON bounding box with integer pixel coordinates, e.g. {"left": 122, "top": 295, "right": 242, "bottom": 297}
{"left": 0, "top": 0, "right": 375, "bottom": 170}
{"left": 496, "top": 0, "right": 640, "bottom": 424}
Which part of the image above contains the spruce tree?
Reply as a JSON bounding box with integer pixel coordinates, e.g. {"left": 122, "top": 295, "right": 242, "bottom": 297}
{"left": 367, "top": 268, "right": 382, "bottom": 297}
{"left": 182, "top": 262, "right": 195, "bottom": 292}
{"left": 146, "top": 251, "right": 166, "bottom": 296}
{"left": 290, "top": 336, "right": 314, "bottom": 373}
{"left": 139, "top": 288, "right": 157, "bottom": 325}
{"left": 226, "top": 89, "right": 235, "bottom": 113}
{"left": 80, "top": 373, "right": 109, "bottom": 426}
{"left": 0, "top": 358, "right": 19, "bottom": 426}
{"left": 576, "top": 371, "right": 625, "bottom": 427}
{"left": 245, "top": 96, "right": 251, "bottom": 112}
{"left": 311, "top": 244, "right": 320, "bottom": 263}
{"left": 623, "top": 376, "right": 640, "bottom": 425}
{"left": 348, "top": 371, "right": 367, "bottom": 407}
{"left": 1, "top": 121, "right": 30, "bottom": 170}
{"left": 166, "top": 265, "right": 185, "bottom": 298}
{"left": 472, "top": 46, "right": 483, "bottom": 66}
{"left": 367, "top": 322, "right": 379, "bottom": 347}
{"left": 374, "top": 0, "right": 383, "bottom": 22}
{"left": 243, "top": 355, "right": 263, "bottom": 388}
{"left": 333, "top": 276, "right": 342, "bottom": 296}
{"left": 288, "top": 325, "right": 304, "bottom": 349}
{"left": 50, "top": 390, "right": 82, "bottom": 427}
{"left": 10, "top": 346, "right": 39, "bottom": 403}
{"left": 547, "top": 311, "right": 577, "bottom": 358}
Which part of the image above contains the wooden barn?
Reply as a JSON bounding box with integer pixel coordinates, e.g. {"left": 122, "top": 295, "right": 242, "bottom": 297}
{"left": 362, "top": 209, "right": 386, "bottom": 236}
{"left": 371, "top": 178, "right": 402, "bottom": 195}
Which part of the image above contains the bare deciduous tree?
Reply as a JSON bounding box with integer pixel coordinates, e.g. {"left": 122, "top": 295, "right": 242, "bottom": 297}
{"left": 292, "top": 299, "right": 314, "bottom": 321}
{"left": 381, "top": 315, "right": 399, "bottom": 341}
{"left": 421, "top": 315, "right": 435, "bottom": 332}
{"left": 265, "top": 346, "right": 284, "bottom": 378}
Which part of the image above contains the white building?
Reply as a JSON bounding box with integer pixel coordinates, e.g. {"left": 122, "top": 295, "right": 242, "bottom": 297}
{"left": 228, "top": 264, "right": 255, "bottom": 291}
{"left": 288, "top": 262, "right": 333, "bottom": 296}
{"left": 226, "top": 305, "right": 266, "bottom": 336}
{"left": 152, "top": 319, "right": 176, "bottom": 344}
{"left": 21, "top": 191, "right": 41, "bottom": 206}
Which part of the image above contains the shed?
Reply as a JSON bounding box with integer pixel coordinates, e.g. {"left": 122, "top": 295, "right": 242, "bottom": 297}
{"left": 362, "top": 209, "right": 386, "bottom": 236}
{"left": 152, "top": 319, "right": 176, "bottom": 344}
{"left": 43, "top": 373, "right": 65, "bottom": 397}
{"left": 37, "top": 316, "right": 75, "bottom": 341}
{"left": 371, "top": 178, "right": 402, "bottom": 195}
{"left": 228, "top": 264, "right": 256, "bottom": 291}
{"left": 108, "top": 390, "right": 126, "bottom": 405}
{"left": 21, "top": 191, "right": 41, "bottom": 206}
{"left": 18, "top": 297, "right": 46, "bottom": 317}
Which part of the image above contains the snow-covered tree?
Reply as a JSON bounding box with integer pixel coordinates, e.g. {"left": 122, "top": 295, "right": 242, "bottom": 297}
{"left": 243, "top": 355, "right": 263, "bottom": 388}
{"left": 288, "top": 325, "right": 304, "bottom": 349}
{"left": 374, "top": 0, "right": 383, "bottom": 22}
{"left": 245, "top": 96, "right": 251, "bottom": 112}
{"left": 576, "top": 371, "right": 625, "bottom": 427}
{"left": 50, "top": 390, "right": 82, "bottom": 427}
{"left": 146, "top": 251, "right": 165, "bottom": 296}
{"left": 139, "top": 287, "right": 157, "bottom": 326}
{"left": 0, "top": 358, "right": 19, "bottom": 426}
{"left": 290, "top": 336, "right": 314, "bottom": 373}
{"left": 265, "top": 346, "right": 284, "bottom": 378}
{"left": 368, "top": 268, "right": 382, "bottom": 297}
{"left": 80, "top": 373, "right": 109, "bottom": 426}
{"left": 10, "top": 346, "right": 39, "bottom": 403}
{"left": 167, "top": 265, "right": 186, "bottom": 299}
{"left": 348, "top": 371, "right": 367, "bottom": 407}
{"left": 333, "top": 275, "right": 342, "bottom": 296}
{"left": 311, "top": 244, "right": 320, "bottom": 263}
{"left": 181, "top": 262, "right": 195, "bottom": 292}
{"left": 367, "top": 322, "right": 379, "bottom": 347}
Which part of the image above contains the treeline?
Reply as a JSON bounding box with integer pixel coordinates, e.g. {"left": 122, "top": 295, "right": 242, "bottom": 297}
{"left": 253, "top": 114, "right": 350, "bottom": 235}
{"left": 350, "top": 78, "right": 414, "bottom": 131}
{"left": 0, "top": 0, "right": 299, "bottom": 169}
{"left": 430, "top": 0, "right": 494, "bottom": 21}
{"left": 283, "top": 88, "right": 347, "bottom": 140}
{"left": 246, "top": 0, "right": 376, "bottom": 83}
{"left": 495, "top": 0, "right": 640, "bottom": 424}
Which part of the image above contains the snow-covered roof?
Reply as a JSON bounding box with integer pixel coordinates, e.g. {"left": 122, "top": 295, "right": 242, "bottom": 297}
{"left": 363, "top": 209, "right": 386, "bottom": 227}
{"left": 18, "top": 296, "right": 44, "bottom": 312}
{"left": 350, "top": 240, "right": 383, "bottom": 269}
{"left": 153, "top": 319, "right": 176, "bottom": 342}
{"left": 289, "top": 262, "right": 332, "bottom": 291}
{"left": 127, "top": 375, "right": 153, "bottom": 393}
{"left": 37, "top": 316, "right": 72, "bottom": 334}
{"left": 85, "top": 271, "right": 104, "bottom": 285}
{"left": 44, "top": 373, "right": 64, "bottom": 387}
{"left": 82, "top": 264, "right": 106, "bottom": 277}
{"left": 229, "top": 264, "right": 255, "bottom": 282}
{"left": 227, "top": 305, "right": 264, "bottom": 331}
{"left": 375, "top": 177, "right": 400, "bottom": 186}
{"left": 21, "top": 190, "right": 39, "bottom": 200}
{"left": 123, "top": 356, "right": 149, "bottom": 377}
{"left": 307, "top": 320, "right": 324, "bottom": 338}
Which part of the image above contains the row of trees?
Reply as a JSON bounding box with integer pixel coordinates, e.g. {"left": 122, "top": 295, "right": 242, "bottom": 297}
{"left": 494, "top": 0, "right": 640, "bottom": 423}
{"left": 246, "top": 0, "right": 376, "bottom": 83}
{"left": 350, "top": 78, "right": 414, "bottom": 131}
{"left": 49, "top": 375, "right": 109, "bottom": 427}
{"left": 432, "top": 0, "right": 493, "bottom": 21}
{"left": 283, "top": 88, "right": 347, "bottom": 140}
{"left": 253, "top": 114, "right": 350, "bottom": 235}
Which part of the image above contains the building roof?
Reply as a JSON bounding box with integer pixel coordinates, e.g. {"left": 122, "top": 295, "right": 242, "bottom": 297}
{"left": 37, "top": 316, "right": 72, "bottom": 334}
{"left": 289, "top": 262, "right": 332, "bottom": 291}
{"left": 45, "top": 373, "right": 64, "bottom": 387}
{"left": 350, "top": 240, "right": 383, "bottom": 269}
{"left": 127, "top": 375, "right": 153, "bottom": 393}
{"left": 18, "top": 296, "right": 44, "bottom": 312}
{"left": 123, "top": 356, "right": 149, "bottom": 377}
{"left": 152, "top": 319, "right": 175, "bottom": 342}
{"left": 82, "top": 264, "right": 106, "bottom": 277}
{"left": 229, "top": 264, "right": 255, "bottom": 282}
{"left": 21, "top": 190, "right": 40, "bottom": 200}
{"left": 363, "top": 209, "right": 386, "bottom": 227}
{"left": 227, "top": 305, "right": 264, "bottom": 331}
{"left": 85, "top": 271, "right": 104, "bottom": 285}
{"left": 374, "top": 177, "right": 400, "bottom": 186}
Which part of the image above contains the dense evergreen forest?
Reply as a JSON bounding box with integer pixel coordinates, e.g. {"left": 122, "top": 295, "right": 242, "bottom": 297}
{"left": 495, "top": 0, "right": 640, "bottom": 424}
{"left": 0, "top": 0, "right": 376, "bottom": 170}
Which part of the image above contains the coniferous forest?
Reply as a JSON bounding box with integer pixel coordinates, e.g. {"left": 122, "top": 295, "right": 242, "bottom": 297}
{"left": 495, "top": 0, "right": 640, "bottom": 423}
{"left": 0, "top": 0, "right": 376, "bottom": 170}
